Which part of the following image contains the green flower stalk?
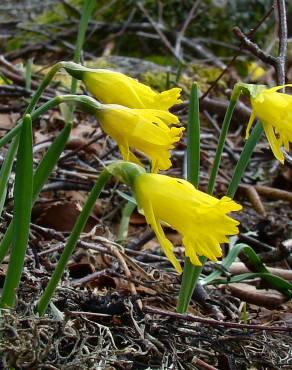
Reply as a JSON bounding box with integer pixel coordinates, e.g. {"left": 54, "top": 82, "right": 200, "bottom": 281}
{"left": 37, "top": 161, "right": 145, "bottom": 316}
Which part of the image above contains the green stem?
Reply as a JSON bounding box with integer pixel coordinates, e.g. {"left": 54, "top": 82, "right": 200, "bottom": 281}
{"left": 37, "top": 169, "right": 111, "bottom": 316}
{"left": 177, "top": 256, "right": 204, "bottom": 313}
{"left": 0, "top": 115, "right": 33, "bottom": 308}
{"left": 0, "top": 69, "right": 64, "bottom": 149}
{"left": 0, "top": 94, "right": 102, "bottom": 263}
{"left": 0, "top": 94, "right": 101, "bottom": 149}
{"left": 177, "top": 83, "right": 201, "bottom": 313}
{"left": 0, "top": 125, "right": 22, "bottom": 149}
{"left": 227, "top": 121, "right": 263, "bottom": 198}
{"left": 24, "top": 62, "right": 64, "bottom": 115}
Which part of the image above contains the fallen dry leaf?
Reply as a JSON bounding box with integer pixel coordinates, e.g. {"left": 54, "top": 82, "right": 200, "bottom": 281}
{"left": 35, "top": 201, "right": 99, "bottom": 232}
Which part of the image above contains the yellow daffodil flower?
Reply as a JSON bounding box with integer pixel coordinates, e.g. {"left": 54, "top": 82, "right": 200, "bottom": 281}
{"left": 133, "top": 173, "right": 242, "bottom": 273}
{"left": 246, "top": 85, "right": 292, "bottom": 163}
{"left": 247, "top": 62, "right": 265, "bottom": 81}
{"left": 82, "top": 69, "right": 182, "bottom": 110}
{"left": 97, "top": 105, "right": 184, "bottom": 173}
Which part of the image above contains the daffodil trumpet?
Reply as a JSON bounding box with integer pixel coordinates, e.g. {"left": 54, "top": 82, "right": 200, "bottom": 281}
{"left": 0, "top": 93, "right": 183, "bottom": 173}
{"left": 133, "top": 173, "right": 242, "bottom": 274}
{"left": 96, "top": 104, "right": 184, "bottom": 173}
{"left": 244, "top": 83, "right": 292, "bottom": 164}
{"left": 63, "top": 61, "right": 182, "bottom": 110}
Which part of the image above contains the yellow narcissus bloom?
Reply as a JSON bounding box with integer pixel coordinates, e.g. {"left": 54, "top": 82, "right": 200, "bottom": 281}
{"left": 246, "top": 85, "right": 292, "bottom": 163}
{"left": 82, "top": 69, "right": 182, "bottom": 110}
{"left": 247, "top": 62, "right": 265, "bottom": 81}
{"left": 97, "top": 105, "right": 184, "bottom": 173}
{"left": 133, "top": 173, "right": 242, "bottom": 274}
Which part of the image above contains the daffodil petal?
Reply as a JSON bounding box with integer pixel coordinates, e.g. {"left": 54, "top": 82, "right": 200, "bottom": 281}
{"left": 248, "top": 85, "right": 292, "bottom": 163}
{"left": 129, "top": 150, "right": 144, "bottom": 167}
{"left": 246, "top": 111, "right": 256, "bottom": 139}
{"left": 83, "top": 70, "right": 182, "bottom": 110}
{"left": 139, "top": 197, "right": 182, "bottom": 274}
{"left": 118, "top": 141, "right": 130, "bottom": 161}
{"left": 262, "top": 121, "right": 284, "bottom": 164}
{"left": 133, "top": 173, "right": 242, "bottom": 273}
{"left": 97, "top": 106, "right": 183, "bottom": 172}
{"left": 266, "top": 83, "right": 292, "bottom": 93}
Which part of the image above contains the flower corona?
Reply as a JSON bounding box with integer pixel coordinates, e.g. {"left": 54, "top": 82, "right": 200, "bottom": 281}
{"left": 97, "top": 104, "right": 184, "bottom": 173}
{"left": 246, "top": 85, "right": 292, "bottom": 163}
{"left": 133, "top": 173, "right": 242, "bottom": 274}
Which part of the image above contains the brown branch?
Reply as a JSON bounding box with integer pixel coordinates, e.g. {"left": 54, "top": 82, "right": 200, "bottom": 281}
{"left": 136, "top": 2, "right": 184, "bottom": 63}
{"left": 232, "top": 27, "right": 277, "bottom": 66}
{"left": 233, "top": 0, "right": 287, "bottom": 85}
{"left": 200, "top": 96, "right": 251, "bottom": 122}
{"left": 229, "top": 262, "right": 292, "bottom": 281}
{"left": 255, "top": 185, "right": 292, "bottom": 203}
{"left": 241, "top": 184, "right": 266, "bottom": 216}
{"left": 144, "top": 305, "right": 292, "bottom": 332}
{"left": 174, "top": 0, "right": 200, "bottom": 58}
{"left": 200, "top": 5, "right": 274, "bottom": 100}
{"left": 274, "top": 0, "right": 287, "bottom": 85}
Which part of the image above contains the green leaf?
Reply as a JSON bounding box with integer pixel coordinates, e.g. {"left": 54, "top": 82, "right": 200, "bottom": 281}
{"left": 116, "top": 190, "right": 137, "bottom": 205}
{"left": 0, "top": 123, "right": 72, "bottom": 264}
{"left": 227, "top": 121, "right": 263, "bottom": 198}
{"left": 210, "top": 272, "right": 292, "bottom": 296}
{"left": 208, "top": 84, "right": 241, "bottom": 195}
{"left": 177, "top": 83, "right": 201, "bottom": 314}
{"left": 202, "top": 243, "right": 292, "bottom": 298}
{"left": 116, "top": 201, "right": 136, "bottom": 243}
{"left": 33, "top": 122, "right": 72, "bottom": 198}
{"left": 0, "top": 137, "right": 19, "bottom": 217}
{"left": 187, "top": 83, "right": 200, "bottom": 188}
{"left": 0, "top": 115, "right": 33, "bottom": 308}
{"left": 25, "top": 58, "right": 33, "bottom": 90}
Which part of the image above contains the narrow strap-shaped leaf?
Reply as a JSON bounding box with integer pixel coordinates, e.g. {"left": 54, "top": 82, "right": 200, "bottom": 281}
{"left": 202, "top": 243, "right": 292, "bottom": 298}
{"left": 0, "top": 115, "right": 33, "bottom": 308}
{"left": 207, "top": 86, "right": 241, "bottom": 194}
{"left": 0, "top": 136, "right": 19, "bottom": 217}
{"left": 33, "top": 122, "right": 72, "bottom": 198}
{"left": 227, "top": 121, "right": 263, "bottom": 198}
{"left": 209, "top": 272, "right": 292, "bottom": 297}
{"left": 187, "top": 83, "right": 200, "bottom": 187}
{"left": 25, "top": 58, "right": 33, "bottom": 90}
{"left": 0, "top": 123, "right": 22, "bottom": 149}
{"left": 116, "top": 201, "right": 136, "bottom": 243}
{"left": 177, "top": 83, "right": 201, "bottom": 313}
{"left": 177, "top": 116, "right": 264, "bottom": 313}
{"left": 70, "top": 0, "right": 96, "bottom": 95}
{"left": 0, "top": 123, "right": 72, "bottom": 264}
